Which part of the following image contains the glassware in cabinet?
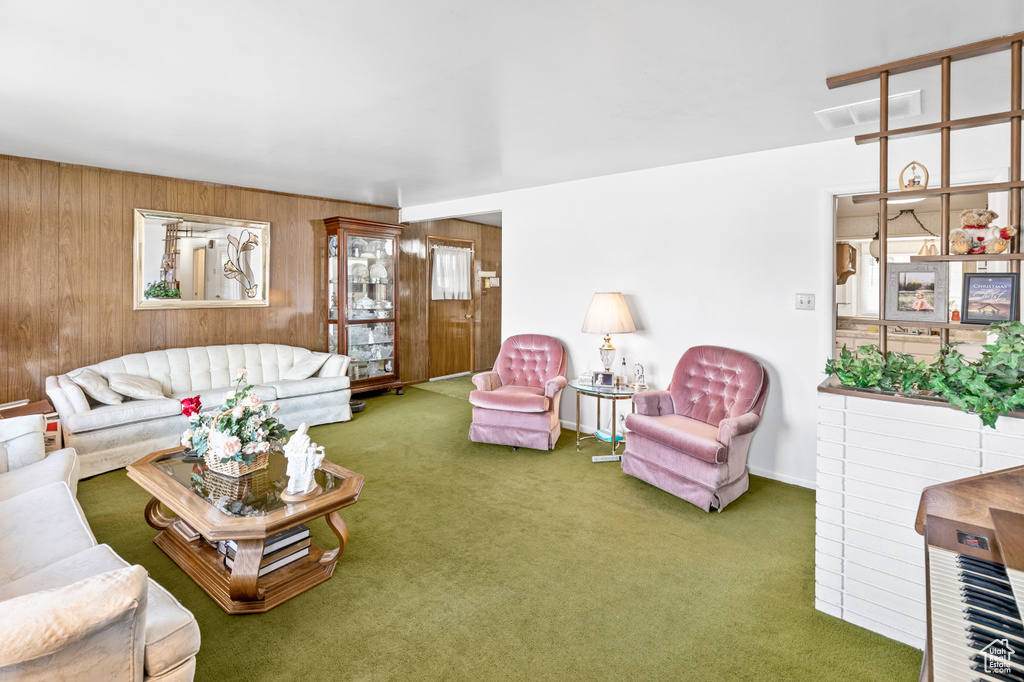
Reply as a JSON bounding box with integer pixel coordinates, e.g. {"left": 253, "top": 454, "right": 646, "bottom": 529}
{"left": 347, "top": 321, "right": 395, "bottom": 381}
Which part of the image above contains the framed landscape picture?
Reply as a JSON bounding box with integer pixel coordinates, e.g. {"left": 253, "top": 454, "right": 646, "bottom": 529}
{"left": 961, "top": 273, "right": 1019, "bottom": 324}
{"left": 884, "top": 262, "right": 948, "bottom": 323}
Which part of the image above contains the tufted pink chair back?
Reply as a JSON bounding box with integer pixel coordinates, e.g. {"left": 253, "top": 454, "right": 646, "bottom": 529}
{"left": 669, "top": 346, "right": 768, "bottom": 427}
{"left": 494, "top": 334, "right": 567, "bottom": 389}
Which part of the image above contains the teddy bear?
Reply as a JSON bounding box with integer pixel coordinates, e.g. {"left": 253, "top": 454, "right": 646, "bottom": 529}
{"left": 949, "top": 209, "right": 1016, "bottom": 255}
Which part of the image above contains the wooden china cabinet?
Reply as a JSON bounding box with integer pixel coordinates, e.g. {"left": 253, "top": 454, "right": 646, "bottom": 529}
{"left": 325, "top": 217, "right": 403, "bottom": 394}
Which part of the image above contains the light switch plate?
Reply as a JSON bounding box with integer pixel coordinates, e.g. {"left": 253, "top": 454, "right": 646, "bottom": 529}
{"left": 796, "top": 293, "right": 815, "bottom": 310}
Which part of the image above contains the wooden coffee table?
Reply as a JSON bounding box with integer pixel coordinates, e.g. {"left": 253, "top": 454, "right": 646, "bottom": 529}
{"left": 127, "top": 447, "right": 364, "bottom": 615}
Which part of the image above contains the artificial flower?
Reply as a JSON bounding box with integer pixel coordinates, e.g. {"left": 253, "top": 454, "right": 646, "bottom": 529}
{"left": 180, "top": 396, "right": 202, "bottom": 417}
{"left": 222, "top": 436, "right": 242, "bottom": 456}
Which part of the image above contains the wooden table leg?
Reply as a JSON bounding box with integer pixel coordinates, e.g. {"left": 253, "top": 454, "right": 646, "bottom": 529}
{"left": 228, "top": 539, "right": 266, "bottom": 602}
{"left": 144, "top": 497, "right": 175, "bottom": 531}
{"left": 321, "top": 512, "right": 350, "bottom": 565}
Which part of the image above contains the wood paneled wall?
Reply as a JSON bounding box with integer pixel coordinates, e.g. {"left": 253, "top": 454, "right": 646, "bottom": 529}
{"left": 398, "top": 219, "right": 502, "bottom": 383}
{"left": 0, "top": 154, "right": 398, "bottom": 403}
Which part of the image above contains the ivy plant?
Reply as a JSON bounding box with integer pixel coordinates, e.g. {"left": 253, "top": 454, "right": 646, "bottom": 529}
{"left": 927, "top": 321, "right": 1024, "bottom": 427}
{"left": 826, "top": 322, "right": 1024, "bottom": 427}
{"left": 824, "top": 344, "right": 931, "bottom": 394}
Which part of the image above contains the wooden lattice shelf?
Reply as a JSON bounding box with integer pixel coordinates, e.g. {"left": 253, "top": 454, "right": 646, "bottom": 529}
{"left": 829, "top": 31, "right": 1024, "bottom": 353}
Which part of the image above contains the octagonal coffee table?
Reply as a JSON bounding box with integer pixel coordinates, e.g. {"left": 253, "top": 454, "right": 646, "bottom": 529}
{"left": 127, "top": 447, "right": 364, "bottom": 614}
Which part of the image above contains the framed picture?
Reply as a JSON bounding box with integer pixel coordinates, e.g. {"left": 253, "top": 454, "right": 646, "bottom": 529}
{"left": 961, "top": 273, "right": 1020, "bottom": 324}
{"left": 884, "top": 262, "right": 948, "bottom": 323}
{"left": 592, "top": 371, "right": 614, "bottom": 387}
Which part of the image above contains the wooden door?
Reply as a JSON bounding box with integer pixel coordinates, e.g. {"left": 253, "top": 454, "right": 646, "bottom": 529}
{"left": 192, "top": 247, "right": 206, "bottom": 300}
{"left": 428, "top": 237, "right": 474, "bottom": 378}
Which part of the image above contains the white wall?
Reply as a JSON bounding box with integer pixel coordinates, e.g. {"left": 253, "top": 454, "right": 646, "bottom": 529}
{"left": 402, "top": 128, "right": 1008, "bottom": 487}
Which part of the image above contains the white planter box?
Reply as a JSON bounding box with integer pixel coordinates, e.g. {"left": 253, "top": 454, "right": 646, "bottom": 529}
{"left": 815, "top": 389, "right": 1024, "bottom": 649}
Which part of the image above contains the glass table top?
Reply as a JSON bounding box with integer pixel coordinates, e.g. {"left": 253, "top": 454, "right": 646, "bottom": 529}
{"left": 154, "top": 449, "right": 342, "bottom": 518}
{"left": 568, "top": 380, "right": 644, "bottom": 396}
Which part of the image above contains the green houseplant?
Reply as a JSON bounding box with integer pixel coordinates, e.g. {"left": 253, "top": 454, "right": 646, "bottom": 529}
{"left": 144, "top": 281, "right": 181, "bottom": 299}
{"left": 927, "top": 321, "right": 1024, "bottom": 427}
{"left": 825, "top": 321, "right": 1024, "bottom": 427}
{"left": 824, "top": 345, "right": 932, "bottom": 395}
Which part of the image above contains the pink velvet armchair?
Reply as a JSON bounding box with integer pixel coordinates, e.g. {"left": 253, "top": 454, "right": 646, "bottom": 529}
{"left": 621, "top": 345, "right": 769, "bottom": 511}
{"left": 469, "top": 334, "right": 568, "bottom": 450}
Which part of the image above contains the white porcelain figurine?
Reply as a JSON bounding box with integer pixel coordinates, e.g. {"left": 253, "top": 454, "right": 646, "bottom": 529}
{"left": 282, "top": 423, "right": 326, "bottom": 501}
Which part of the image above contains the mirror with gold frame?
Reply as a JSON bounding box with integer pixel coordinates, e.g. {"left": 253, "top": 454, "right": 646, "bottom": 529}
{"left": 133, "top": 209, "right": 270, "bottom": 309}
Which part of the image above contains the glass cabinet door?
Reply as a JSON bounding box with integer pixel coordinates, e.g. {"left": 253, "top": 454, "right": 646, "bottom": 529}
{"left": 346, "top": 234, "right": 396, "bottom": 380}
{"left": 327, "top": 234, "right": 339, "bottom": 353}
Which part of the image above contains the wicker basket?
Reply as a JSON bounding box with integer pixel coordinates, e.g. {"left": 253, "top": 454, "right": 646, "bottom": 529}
{"left": 199, "top": 465, "right": 274, "bottom": 501}
{"left": 202, "top": 449, "right": 270, "bottom": 478}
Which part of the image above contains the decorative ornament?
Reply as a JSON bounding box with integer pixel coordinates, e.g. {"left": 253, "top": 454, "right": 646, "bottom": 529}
{"left": 898, "top": 161, "right": 929, "bottom": 192}
{"left": 633, "top": 362, "right": 647, "bottom": 389}
{"left": 950, "top": 209, "right": 1016, "bottom": 255}
{"left": 281, "top": 423, "right": 326, "bottom": 502}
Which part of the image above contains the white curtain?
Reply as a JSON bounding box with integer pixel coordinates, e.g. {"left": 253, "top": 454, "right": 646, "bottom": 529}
{"left": 431, "top": 246, "right": 473, "bottom": 300}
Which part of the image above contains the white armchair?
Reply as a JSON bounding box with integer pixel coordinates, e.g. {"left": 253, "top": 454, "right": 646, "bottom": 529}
{"left": 0, "top": 416, "right": 200, "bottom": 681}
{"left": 0, "top": 415, "right": 79, "bottom": 502}
{"left": 0, "top": 565, "right": 148, "bottom": 681}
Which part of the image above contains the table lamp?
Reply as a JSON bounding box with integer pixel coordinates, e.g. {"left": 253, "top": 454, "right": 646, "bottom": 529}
{"left": 581, "top": 292, "right": 636, "bottom": 371}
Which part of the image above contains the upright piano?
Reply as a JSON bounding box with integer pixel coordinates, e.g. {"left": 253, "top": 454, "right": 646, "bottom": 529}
{"left": 917, "top": 466, "right": 1024, "bottom": 682}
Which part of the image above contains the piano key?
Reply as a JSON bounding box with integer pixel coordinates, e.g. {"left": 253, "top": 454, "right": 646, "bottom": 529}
{"left": 969, "top": 638, "right": 1024, "bottom": 666}
{"left": 929, "top": 547, "right": 1024, "bottom": 682}
{"left": 961, "top": 571, "right": 1015, "bottom": 593}
{"left": 962, "top": 584, "right": 1021, "bottom": 608}
{"left": 964, "top": 602, "right": 1024, "bottom": 625}
{"left": 967, "top": 628, "right": 1024, "bottom": 653}
{"left": 968, "top": 660, "right": 1024, "bottom": 682}
{"left": 963, "top": 591, "right": 1021, "bottom": 616}
{"left": 960, "top": 556, "right": 1008, "bottom": 573}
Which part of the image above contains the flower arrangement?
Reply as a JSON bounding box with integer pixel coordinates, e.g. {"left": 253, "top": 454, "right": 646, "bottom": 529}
{"left": 180, "top": 370, "right": 288, "bottom": 471}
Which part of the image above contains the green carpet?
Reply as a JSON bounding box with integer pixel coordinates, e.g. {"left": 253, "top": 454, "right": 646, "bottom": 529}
{"left": 413, "top": 375, "right": 475, "bottom": 400}
{"left": 77, "top": 387, "right": 920, "bottom": 681}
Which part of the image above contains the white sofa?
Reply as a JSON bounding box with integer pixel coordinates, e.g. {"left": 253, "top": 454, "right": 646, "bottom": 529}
{"left": 0, "top": 415, "right": 200, "bottom": 681}
{"left": 46, "top": 344, "right": 352, "bottom": 478}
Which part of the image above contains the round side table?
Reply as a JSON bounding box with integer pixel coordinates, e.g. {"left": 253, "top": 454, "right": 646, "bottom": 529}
{"left": 568, "top": 380, "right": 643, "bottom": 462}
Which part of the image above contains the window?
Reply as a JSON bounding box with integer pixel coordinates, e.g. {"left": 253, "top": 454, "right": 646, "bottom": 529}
{"left": 430, "top": 245, "right": 473, "bottom": 300}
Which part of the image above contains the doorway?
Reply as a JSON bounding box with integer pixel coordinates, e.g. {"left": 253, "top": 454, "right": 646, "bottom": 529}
{"left": 427, "top": 237, "right": 475, "bottom": 379}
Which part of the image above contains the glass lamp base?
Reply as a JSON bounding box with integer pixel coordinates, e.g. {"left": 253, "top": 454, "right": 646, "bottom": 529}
{"left": 599, "top": 347, "right": 616, "bottom": 372}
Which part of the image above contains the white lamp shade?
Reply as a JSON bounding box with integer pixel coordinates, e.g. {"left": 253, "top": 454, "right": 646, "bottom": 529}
{"left": 581, "top": 292, "right": 636, "bottom": 334}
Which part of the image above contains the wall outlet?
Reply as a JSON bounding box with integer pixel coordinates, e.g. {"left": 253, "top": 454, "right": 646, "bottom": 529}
{"left": 796, "top": 293, "right": 815, "bottom": 310}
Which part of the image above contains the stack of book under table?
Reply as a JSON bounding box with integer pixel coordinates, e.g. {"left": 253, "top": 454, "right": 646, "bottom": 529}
{"left": 219, "top": 525, "right": 311, "bottom": 577}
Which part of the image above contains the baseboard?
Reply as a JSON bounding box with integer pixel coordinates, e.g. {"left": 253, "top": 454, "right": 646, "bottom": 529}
{"left": 560, "top": 419, "right": 595, "bottom": 435}
{"left": 747, "top": 465, "right": 815, "bottom": 490}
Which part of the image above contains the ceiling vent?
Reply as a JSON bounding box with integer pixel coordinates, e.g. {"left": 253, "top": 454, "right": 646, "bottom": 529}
{"left": 815, "top": 90, "right": 922, "bottom": 130}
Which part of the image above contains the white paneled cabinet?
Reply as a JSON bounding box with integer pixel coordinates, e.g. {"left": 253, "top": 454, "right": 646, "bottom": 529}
{"left": 815, "top": 389, "right": 1024, "bottom": 648}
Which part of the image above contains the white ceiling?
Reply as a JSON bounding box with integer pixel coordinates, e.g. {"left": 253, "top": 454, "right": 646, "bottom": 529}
{"left": 1, "top": 1, "right": 1022, "bottom": 208}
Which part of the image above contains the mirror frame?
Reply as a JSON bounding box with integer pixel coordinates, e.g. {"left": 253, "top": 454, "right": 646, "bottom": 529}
{"left": 133, "top": 209, "right": 271, "bottom": 310}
